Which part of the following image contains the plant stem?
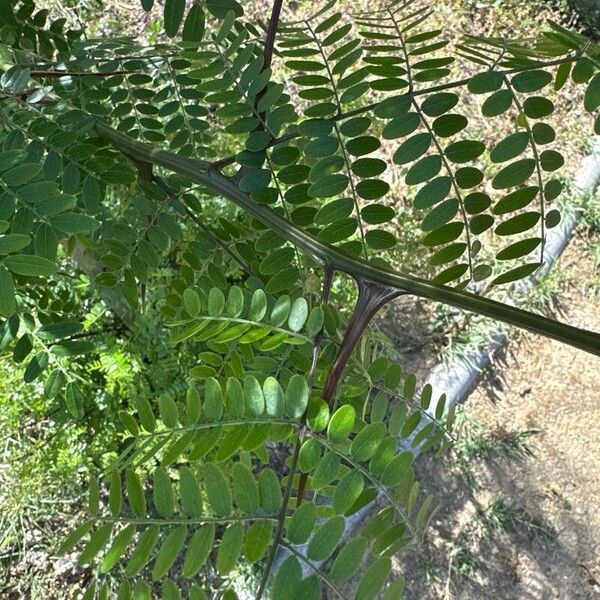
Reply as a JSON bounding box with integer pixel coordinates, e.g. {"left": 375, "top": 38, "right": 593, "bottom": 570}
{"left": 263, "top": 0, "right": 283, "bottom": 70}
{"left": 322, "top": 279, "right": 402, "bottom": 404}
{"left": 96, "top": 120, "right": 600, "bottom": 357}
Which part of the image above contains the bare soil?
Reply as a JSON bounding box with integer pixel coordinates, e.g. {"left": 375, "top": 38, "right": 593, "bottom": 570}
{"left": 392, "top": 232, "right": 600, "bottom": 599}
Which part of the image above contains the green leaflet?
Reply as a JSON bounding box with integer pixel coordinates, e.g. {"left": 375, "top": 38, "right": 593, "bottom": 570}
{"left": 355, "top": 557, "right": 392, "bottom": 600}
{"left": 232, "top": 463, "right": 259, "bottom": 514}
{"left": 332, "top": 470, "right": 364, "bottom": 514}
{"left": 511, "top": 69, "right": 553, "bottom": 93}
{"left": 208, "top": 288, "right": 225, "bottom": 316}
{"left": 109, "top": 471, "right": 122, "bottom": 517}
{"left": 153, "top": 467, "right": 175, "bottom": 519}
{"left": 492, "top": 159, "right": 536, "bottom": 189}
{"left": 299, "top": 438, "right": 322, "bottom": 472}
{"left": 179, "top": 467, "right": 202, "bottom": 518}
{"left": 125, "top": 470, "right": 146, "bottom": 517}
{"left": 330, "top": 536, "right": 368, "bottom": 583}
{"left": 50, "top": 213, "right": 100, "bottom": 233}
{"left": 183, "top": 288, "right": 201, "bottom": 317}
{"left": 306, "top": 516, "right": 345, "bottom": 561}
{"left": 100, "top": 524, "right": 136, "bottom": 573}
{"left": 182, "top": 5, "right": 205, "bottom": 42}
{"left": 393, "top": 132, "right": 431, "bottom": 164}
{"left": 351, "top": 422, "right": 386, "bottom": 461}
{"left": 205, "top": 377, "right": 224, "bottom": 421}
{"left": 244, "top": 521, "right": 272, "bottom": 563}
{"left": 489, "top": 132, "right": 529, "bottom": 163}
{"left": 244, "top": 375, "right": 265, "bottom": 416}
{"left": 327, "top": 404, "right": 356, "bottom": 443}
{"left": 585, "top": 72, "right": 600, "bottom": 113}
{"left": 0, "top": 266, "right": 16, "bottom": 317}
{"left": 272, "top": 556, "right": 302, "bottom": 600}
{"left": 4, "top": 254, "right": 56, "bottom": 277}
{"left": 287, "top": 500, "right": 317, "bottom": 544}
{"left": 183, "top": 524, "right": 215, "bottom": 577}
{"left": 78, "top": 523, "right": 113, "bottom": 566}
{"left": 468, "top": 71, "right": 503, "bottom": 94}
{"left": 204, "top": 463, "right": 232, "bottom": 516}
{"left": 163, "top": 0, "right": 186, "bottom": 38}
{"left": 285, "top": 374, "right": 309, "bottom": 419}
{"left": 306, "top": 398, "right": 329, "bottom": 432}
{"left": 259, "top": 468, "right": 282, "bottom": 512}
{"left": 0, "top": 234, "right": 30, "bottom": 254}
{"left": 152, "top": 525, "right": 187, "bottom": 580}
{"left": 216, "top": 523, "right": 244, "bottom": 574}
{"left": 263, "top": 376, "right": 285, "bottom": 417}
{"left": 59, "top": 520, "right": 94, "bottom": 555}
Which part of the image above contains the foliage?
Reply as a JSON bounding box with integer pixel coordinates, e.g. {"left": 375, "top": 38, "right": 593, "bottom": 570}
{"left": 0, "top": 0, "right": 599, "bottom": 598}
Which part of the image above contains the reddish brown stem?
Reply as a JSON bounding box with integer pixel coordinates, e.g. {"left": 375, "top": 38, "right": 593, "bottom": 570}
{"left": 262, "top": 0, "right": 283, "bottom": 71}
{"left": 297, "top": 277, "right": 401, "bottom": 506}
{"left": 322, "top": 278, "right": 402, "bottom": 405}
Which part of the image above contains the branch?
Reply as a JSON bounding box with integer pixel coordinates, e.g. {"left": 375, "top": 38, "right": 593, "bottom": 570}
{"left": 94, "top": 121, "right": 600, "bottom": 358}
{"left": 29, "top": 70, "right": 129, "bottom": 77}
{"left": 263, "top": 0, "right": 284, "bottom": 71}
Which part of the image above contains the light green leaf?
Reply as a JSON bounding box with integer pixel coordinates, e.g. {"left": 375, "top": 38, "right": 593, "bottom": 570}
{"left": 355, "top": 557, "right": 392, "bottom": 599}
{"left": 233, "top": 463, "right": 259, "bottom": 514}
{"left": 287, "top": 501, "right": 317, "bottom": 544}
{"left": 183, "top": 524, "right": 215, "bottom": 578}
{"left": 327, "top": 404, "right": 355, "bottom": 443}
{"left": 125, "top": 470, "right": 146, "bottom": 518}
{"left": 179, "top": 467, "right": 202, "bottom": 518}
{"left": 272, "top": 556, "right": 302, "bottom": 600}
{"left": 216, "top": 522, "right": 244, "bottom": 574}
{"left": 332, "top": 471, "right": 364, "bottom": 514}
{"left": 244, "top": 375, "right": 265, "bottom": 416}
{"left": 109, "top": 470, "right": 122, "bottom": 517}
{"left": 204, "top": 463, "right": 231, "bottom": 516}
{"left": 285, "top": 374, "right": 309, "bottom": 419}
{"left": 208, "top": 288, "right": 225, "bottom": 317}
{"left": 244, "top": 521, "right": 272, "bottom": 563}
{"left": 330, "top": 536, "right": 368, "bottom": 583}
{"left": 263, "top": 376, "right": 285, "bottom": 417}
{"left": 250, "top": 289, "right": 267, "bottom": 320}
{"left": 205, "top": 377, "right": 224, "bottom": 421}
{"left": 152, "top": 525, "right": 187, "bottom": 580}
{"left": 125, "top": 525, "right": 160, "bottom": 577}
{"left": 183, "top": 288, "right": 201, "bottom": 317}
{"left": 351, "top": 422, "right": 386, "bottom": 462}
{"left": 78, "top": 523, "right": 113, "bottom": 566}
{"left": 259, "top": 468, "right": 282, "bottom": 513}
{"left": 153, "top": 467, "right": 175, "bottom": 519}
{"left": 306, "top": 516, "right": 345, "bottom": 561}
{"left": 100, "top": 524, "right": 136, "bottom": 573}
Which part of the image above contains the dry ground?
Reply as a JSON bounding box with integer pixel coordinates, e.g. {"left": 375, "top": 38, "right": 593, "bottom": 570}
{"left": 392, "top": 231, "right": 600, "bottom": 599}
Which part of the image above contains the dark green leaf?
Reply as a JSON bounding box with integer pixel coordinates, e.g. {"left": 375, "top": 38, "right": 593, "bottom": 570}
{"left": 5, "top": 254, "right": 56, "bottom": 277}
{"left": 164, "top": 0, "right": 186, "bottom": 37}
{"left": 489, "top": 132, "right": 529, "bottom": 163}
{"left": 492, "top": 159, "right": 536, "bottom": 189}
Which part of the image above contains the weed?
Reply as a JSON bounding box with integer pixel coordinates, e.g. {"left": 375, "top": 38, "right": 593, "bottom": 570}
{"left": 451, "top": 409, "right": 537, "bottom": 490}
{"left": 482, "top": 496, "right": 558, "bottom": 543}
